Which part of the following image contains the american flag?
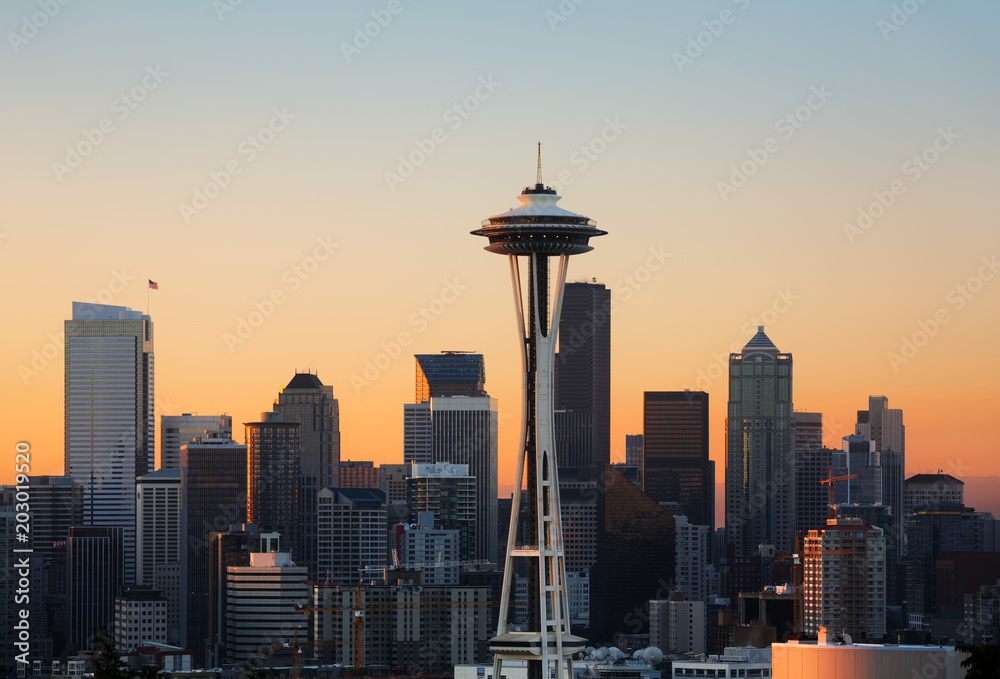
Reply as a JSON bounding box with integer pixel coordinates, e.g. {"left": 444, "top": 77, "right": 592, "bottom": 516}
{"left": 148, "top": 280, "right": 159, "bottom": 290}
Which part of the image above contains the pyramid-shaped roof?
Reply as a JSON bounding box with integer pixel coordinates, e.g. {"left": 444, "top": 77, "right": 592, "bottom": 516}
{"left": 285, "top": 372, "right": 324, "bottom": 390}
{"left": 744, "top": 326, "right": 778, "bottom": 353}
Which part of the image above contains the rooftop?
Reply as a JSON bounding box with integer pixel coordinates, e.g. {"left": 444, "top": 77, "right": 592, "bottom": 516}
{"left": 285, "top": 371, "right": 325, "bottom": 390}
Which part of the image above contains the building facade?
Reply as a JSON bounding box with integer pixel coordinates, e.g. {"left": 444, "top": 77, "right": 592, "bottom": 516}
{"left": 246, "top": 411, "right": 300, "bottom": 554}
{"left": 643, "top": 391, "right": 712, "bottom": 528}
{"left": 725, "top": 326, "right": 794, "bottom": 556}
{"left": 180, "top": 434, "right": 247, "bottom": 658}
{"left": 67, "top": 525, "right": 124, "bottom": 650}
{"left": 113, "top": 586, "right": 168, "bottom": 652}
{"left": 136, "top": 468, "right": 181, "bottom": 588}
{"left": 224, "top": 552, "right": 309, "bottom": 663}
{"left": 273, "top": 371, "right": 340, "bottom": 581}
{"left": 555, "top": 281, "right": 611, "bottom": 467}
{"left": 430, "top": 396, "right": 499, "bottom": 563}
{"left": 408, "top": 463, "right": 477, "bottom": 562}
{"left": 802, "top": 519, "right": 886, "bottom": 641}
{"left": 65, "top": 302, "right": 154, "bottom": 585}
{"left": 317, "top": 488, "right": 387, "bottom": 585}
{"left": 160, "top": 414, "right": 232, "bottom": 470}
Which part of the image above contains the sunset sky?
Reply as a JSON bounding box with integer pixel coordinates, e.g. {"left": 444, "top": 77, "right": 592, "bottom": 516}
{"left": 2, "top": 1, "right": 998, "bottom": 503}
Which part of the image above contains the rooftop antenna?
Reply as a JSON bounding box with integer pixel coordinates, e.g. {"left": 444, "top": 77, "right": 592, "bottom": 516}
{"left": 536, "top": 141, "right": 543, "bottom": 187}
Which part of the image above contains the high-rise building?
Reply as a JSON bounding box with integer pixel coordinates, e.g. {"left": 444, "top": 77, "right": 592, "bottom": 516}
{"left": 408, "top": 463, "right": 477, "bottom": 562}
{"left": 206, "top": 524, "right": 280, "bottom": 664}
{"left": 380, "top": 463, "right": 411, "bottom": 504}
{"left": 857, "top": 396, "right": 904, "bottom": 564}
{"left": 317, "top": 488, "right": 386, "bottom": 585}
{"left": 430, "top": 396, "right": 499, "bottom": 563}
{"left": 643, "top": 391, "right": 712, "bottom": 528}
{"left": 553, "top": 410, "right": 593, "bottom": 469}
{"left": 555, "top": 281, "right": 611, "bottom": 467}
{"left": 558, "top": 468, "right": 598, "bottom": 575}
{"left": 113, "top": 586, "right": 167, "bottom": 652}
{"left": 793, "top": 413, "right": 835, "bottom": 540}
{"left": 650, "top": 596, "right": 707, "bottom": 655}
{"left": 312, "top": 574, "right": 493, "bottom": 671}
{"left": 675, "top": 515, "right": 711, "bottom": 603}
{"left": 837, "top": 434, "right": 883, "bottom": 505}
{"left": 905, "top": 473, "right": 963, "bottom": 517}
{"left": 22, "top": 476, "right": 81, "bottom": 657}
{"left": 272, "top": 371, "right": 340, "bottom": 581}
{"left": 224, "top": 552, "right": 309, "bottom": 663}
{"left": 66, "top": 525, "right": 124, "bottom": 650}
{"left": 160, "top": 414, "right": 232, "bottom": 470}
{"left": 414, "top": 352, "right": 487, "bottom": 402}
{"left": 802, "top": 518, "right": 886, "bottom": 641}
{"left": 340, "top": 460, "right": 382, "bottom": 489}
{"left": 473, "top": 153, "right": 602, "bottom": 679}
{"left": 0, "top": 501, "right": 20, "bottom": 675}
{"left": 65, "top": 302, "right": 154, "bottom": 585}
{"left": 245, "top": 411, "right": 300, "bottom": 554}
{"left": 180, "top": 434, "right": 247, "bottom": 659}
{"left": 833, "top": 504, "right": 899, "bottom": 607}
{"left": 403, "top": 402, "right": 433, "bottom": 465}
{"left": 725, "top": 326, "right": 794, "bottom": 556}
{"left": 905, "top": 504, "right": 997, "bottom": 627}
{"left": 136, "top": 468, "right": 181, "bottom": 588}
{"left": 396, "top": 514, "right": 461, "bottom": 585}
{"left": 590, "top": 463, "right": 677, "bottom": 641}
{"left": 625, "top": 434, "right": 643, "bottom": 467}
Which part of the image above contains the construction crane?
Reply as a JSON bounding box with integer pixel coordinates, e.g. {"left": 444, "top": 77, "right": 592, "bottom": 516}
{"left": 820, "top": 466, "right": 857, "bottom": 519}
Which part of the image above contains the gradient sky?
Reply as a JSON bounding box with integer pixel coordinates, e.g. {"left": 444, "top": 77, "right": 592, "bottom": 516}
{"left": 2, "top": 1, "right": 998, "bottom": 503}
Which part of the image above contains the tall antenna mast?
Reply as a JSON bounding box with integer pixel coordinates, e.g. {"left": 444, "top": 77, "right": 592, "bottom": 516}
{"left": 536, "top": 141, "right": 543, "bottom": 186}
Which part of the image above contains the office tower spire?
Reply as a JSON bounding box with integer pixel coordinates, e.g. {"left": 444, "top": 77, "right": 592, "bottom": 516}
{"left": 65, "top": 301, "right": 154, "bottom": 585}
{"left": 725, "top": 326, "right": 795, "bottom": 556}
{"left": 473, "top": 152, "right": 605, "bottom": 679}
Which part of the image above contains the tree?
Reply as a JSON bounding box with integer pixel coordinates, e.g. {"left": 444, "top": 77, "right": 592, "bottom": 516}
{"left": 91, "top": 627, "right": 163, "bottom": 679}
{"left": 957, "top": 644, "right": 1000, "bottom": 679}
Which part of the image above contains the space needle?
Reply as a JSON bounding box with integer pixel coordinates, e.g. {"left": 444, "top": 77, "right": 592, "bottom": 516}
{"left": 473, "top": 145, "right": 606, "bottom": 679}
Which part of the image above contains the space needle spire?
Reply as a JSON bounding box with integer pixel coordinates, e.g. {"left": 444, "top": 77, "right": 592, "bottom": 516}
{"left": 473, "top": 148, "right": 606, "bottom": 679}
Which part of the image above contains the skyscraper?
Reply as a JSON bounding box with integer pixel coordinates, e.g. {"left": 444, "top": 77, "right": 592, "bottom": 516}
{"left": 643, "top": 391, "right": 712, "bottom": 528}
{"left": 180, "top": 434, "right": 247, "bottom": 659}
{"left": 430, "top": 396, "right": 499, "bottom": 563}
{"left": 316, "top": 488, "right": 386, "bottom": 585}
{"left": 66, "top": 526, "right": 124, "bottom": 649}
{"left": 64, "top": 301, "right": 154, "bottom": 585}
{"left": 272, "top": 372, "right": 340, "bottom": 581}
{"left": 792, "top": 412, "right": 835, "bottom": 539}
{"left": 408, "top": 462, "right": 477, "bottom": 561}
{"left": 160, "top": 414, "right": 232, "bottom": 470}
{"left": 555, "top": 281, "right": 611, "bottom": 466}
{"left": 802, "top": 518, "right": 886, "bottom": 641}
{"left": 414, "top": 352, "right": 487, "bottom": 402}
{"left": 245, "top": 411, "right": 300, "bottom": 555}
{"left": 725, "top": 326, "right": 794, "bottom": 557}
{"left": 136, "top": 468, "right": 181, "bottom": 588}
{"left": 473, "top": 150, "right": 604, "bottom": 679}
{"left": 590, "top": 463, "right": 677, "bottom": 641}
{"left": 857, "top": 395, "right": 905, "bottom": 565}
{"left": 403, "top": 402, "right": 432, "bottom": 465}
{"left": 625, "top": 434, "right": 643, "bottom": 467}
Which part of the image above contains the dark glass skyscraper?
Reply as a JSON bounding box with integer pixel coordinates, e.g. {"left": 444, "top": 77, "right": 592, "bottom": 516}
{"left": 642, "top": 391, "right": 712, "bottom": 528}
{"left": 273, "top": 372, "right": 339, "bottom": 581}
{"left": 725, "top": 326, "right": 794, "bottom": 556}
{"left": 555, "top": 281, "right": 611, "bottom": 466}
{"left": 245, "top": 412, "right": 300, "bottom": 557}
{"left": 66, "top": 526, "right": 123, "bottom": 650}
{"left": 181, "top": 435, "right": 247, "bottom": 660}
{"left": 590, "top": 463, "right": 676, "bottom": 641}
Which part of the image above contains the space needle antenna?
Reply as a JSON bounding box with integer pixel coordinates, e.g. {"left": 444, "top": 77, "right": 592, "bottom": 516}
{"left": 536, "top": 142, "right": 543, "bottom": 186}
